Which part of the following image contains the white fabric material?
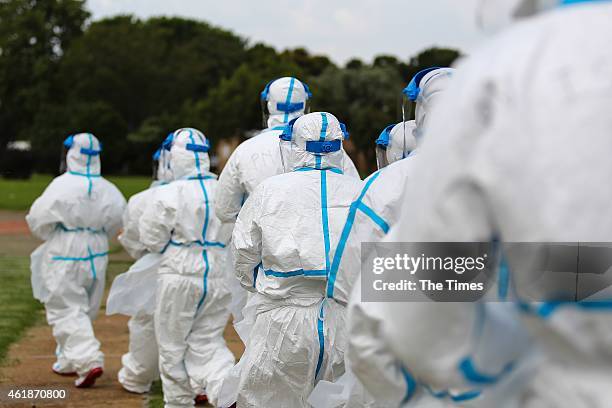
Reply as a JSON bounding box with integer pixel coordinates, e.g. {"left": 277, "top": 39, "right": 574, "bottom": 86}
{"left": 26, "top": 133, "right": 126, "bottom": 377}
{"left": 110, "top": 143, "right": 175, "bottom": 392}
{"left": 383, "top": 121, "right": 417, "bottom": 167}
{"left": 118, "top": 312, "right": 159, "bottom": 393}
{"left": 313, "top": 157, "right": 423, "bottom": 407}
{"left": 414, "top": 68, "right": 455, "bottom": 139}
{"left": 477, "top": 0, "right": 557, "bottom": 32}
{"left": 140, "top": 128, "right": 234, "bottom": 407}
{"left": 230, "top": 112, "right": 363, "bottom": 407}
{"left": 265, "top": 76, "right": 310, "bottom": 129}
{"left": 382, "top": 3, "right": 612, "bottom": 407}
{"left": 285, "top": 112, "right": 346, "bottom": 172}
{"left": 106, "top": 253, "right": 160, "bottom": 316}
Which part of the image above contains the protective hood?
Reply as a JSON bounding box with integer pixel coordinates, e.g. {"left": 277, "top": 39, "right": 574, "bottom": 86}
{"left": 375, "top": 121, "right": 417, "bottom": 169}
{"left": 414, "top": 68, "right": 455, "bottom": 139}
{"left": 168, "top": 128, "right": 213, "bottom": 181}
{"left": 281, "top": 112, "right": 348, "bottom": 172}
{"left": 261, "top": 77, "right": 312, "bottom": 128}
{"left": 63, "top": 133, "right": 102, "bottom": 176}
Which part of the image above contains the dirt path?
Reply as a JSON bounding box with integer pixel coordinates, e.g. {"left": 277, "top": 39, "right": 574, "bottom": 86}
{"left": 0, "top": 210, "right": 245, "bottom": 408}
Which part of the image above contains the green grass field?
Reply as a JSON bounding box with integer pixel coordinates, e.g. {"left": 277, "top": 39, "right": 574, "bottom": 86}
{"left": 0, "top": 256, "right": 44, "bottom": 364}
{"left": 0, "top": 174, "right": 151, "bottom": 211}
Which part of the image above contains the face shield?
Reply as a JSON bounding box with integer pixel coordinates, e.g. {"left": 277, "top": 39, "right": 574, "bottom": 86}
{"left": 260, "top": 78, "right": 312, "bottom": 129}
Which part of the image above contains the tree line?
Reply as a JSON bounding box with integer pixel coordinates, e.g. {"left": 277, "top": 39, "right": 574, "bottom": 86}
{"left": 0, "top": 0, "right": 460, "bottom": 175}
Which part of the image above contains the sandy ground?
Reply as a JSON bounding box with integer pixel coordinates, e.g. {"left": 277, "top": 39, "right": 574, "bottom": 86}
{"left": 0, "top": 210, "right": 245, "bottom": 407}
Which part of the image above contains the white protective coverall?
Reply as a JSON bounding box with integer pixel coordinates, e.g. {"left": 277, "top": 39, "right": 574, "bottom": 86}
{"left": 230, "top": 112, "right": 363, "bottom": 408}
{"left": 380, "top": 1, "right": 612, "bottom": 407}
{"left": 139, "top": 128, "right": 234, "bottom": 408}
{"left": 107, "top": 142, "right": 174, "bottom": 394}
{"left": 26, "top": 133, "right": 126, "bottom": 385}
{"left": 215, "top": 77, "right": 359, "bottom": 343}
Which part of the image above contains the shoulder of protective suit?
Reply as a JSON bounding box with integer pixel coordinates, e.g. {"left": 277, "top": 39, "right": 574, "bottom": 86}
{"left": 99, "top": 176, "right": 126, "bottom": 196}
{"left": 230, "top": 128, "right": 282, "bottom": 161}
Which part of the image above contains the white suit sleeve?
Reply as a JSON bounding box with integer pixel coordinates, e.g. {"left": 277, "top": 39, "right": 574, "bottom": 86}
{"left": 342, "top": 152, "right": 361, "bottom": 180}
{"left": 26, "top": 180, "right": 63, "bottom": 240}
{"left": 215, "top": 150, "right": 246, "bottom": 223}
{"left": 231, "top": 184, "right": 264, "bottom": 291}
{"left": 139, "top": 186, "right": 177, "bottom": 254}
{"left": 103, "top": 184, "right": 127, "bottom": 238}
{"left": 118, "top": 196, "right": 147, "bottom": 260}
{"left": 347, "top": 281, "right": 412, "bottom": 406}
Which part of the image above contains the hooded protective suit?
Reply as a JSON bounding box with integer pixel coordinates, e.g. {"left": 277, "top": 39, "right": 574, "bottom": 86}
{"left": 309, "top": 71, "right": 454, "bottom": 407}
{"left": 139, "top": 128, "right": 234, "bottom": 408}
{"left": 231, "top": 112, "right": 363, "bottom": 408}
{"left": 26, "top": 133, "right": 126, "bottom": 384}
{"left": 215, "top": 77, "right": 360, "bottom": 225}
{"left": 107, "top": 141, "right": 174, "bottom": 394}
{"left": 380, "top": 2, "right": 612, "bottom": 407}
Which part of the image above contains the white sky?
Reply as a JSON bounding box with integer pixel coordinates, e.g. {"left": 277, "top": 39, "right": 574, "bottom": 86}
{"left": 86, "top": 0, "right": 487, "bottom": 64}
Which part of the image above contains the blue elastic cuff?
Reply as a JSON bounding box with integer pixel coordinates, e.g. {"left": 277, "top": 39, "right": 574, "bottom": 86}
{"left": 306, "top": 139, "right": 341, "bottom": 154}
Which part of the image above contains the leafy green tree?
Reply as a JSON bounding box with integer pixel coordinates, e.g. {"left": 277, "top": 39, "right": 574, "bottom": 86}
{"left": 36, "top": 15, "right": 247, "bottom": 172}
{"left": 0, "top": 0, "right": 89, "bottom": 163}
{"left": 313, "top": 65, "right": 404, "bottom": 173}
{"left": 182, "top": 44, "right": 305, "bottom": 143}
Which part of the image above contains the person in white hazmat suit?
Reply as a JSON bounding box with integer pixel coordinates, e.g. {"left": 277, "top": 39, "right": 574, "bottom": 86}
{"left": 139, "top": 128, "right": 235, "bottom": 408}
{"left": 26, "top": 133, "right": 126, "bottom": 388}
{"left": 214, "top": 77, "right": 360, "bottom": 352}
{"left": 309, "top": 69, "right": 455, "bottom": 408}
{"left": 106, "top": 136, "right": 174, "bottom": 394}
{"left": 376, "top": 1, "right": 612, "bottom": 407}
{"left": 230, "top": 112, "right": 363, "bottom": 408}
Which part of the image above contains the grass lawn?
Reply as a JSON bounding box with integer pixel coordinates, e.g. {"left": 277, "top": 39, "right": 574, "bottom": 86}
{"left": 0, "top": 256, "right": 44, "bottom": 363}
{"left": 0, "top": 174, "right": 151, "bottom": 211}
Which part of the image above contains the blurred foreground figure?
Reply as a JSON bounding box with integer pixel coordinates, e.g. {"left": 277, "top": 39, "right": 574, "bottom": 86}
{"left": 106, "top": 135, "right": 174, "bottom": 394}
{"left": 382, "top": 1, "right": 612, "bottom": 407}
{"left": 231, "top": 112, "right": 362, "bottom": 407}
{"left": 139, "top": 129, "right": 235, "bottom": 407}
{"left": 26, "top": 133, "right": 126, "bottom": 387}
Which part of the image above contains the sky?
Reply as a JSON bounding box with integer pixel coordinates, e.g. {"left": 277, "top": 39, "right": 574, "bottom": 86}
{"left": 86, "top": 0, "right": 487, "bottom": 65}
